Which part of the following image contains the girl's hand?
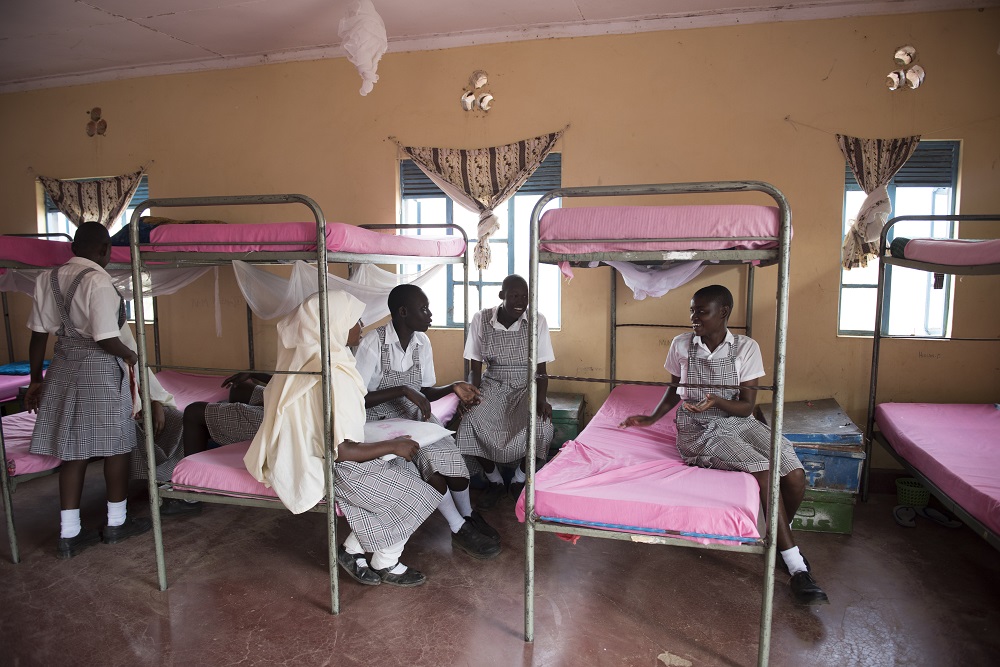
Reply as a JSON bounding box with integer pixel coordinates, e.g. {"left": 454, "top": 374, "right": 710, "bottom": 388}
{"left": 537, "top": 399, "right": 552, "bottom": 421}
{"left": 619, "top": 414, "right": 656, "bottom": 428}
{"left": 25, "top": 381, "right": 44, "bottom": 413}
{"left": 403, "top": 387, "right": 432, "bottom": 421}
{"left": 392, "top": 437, "right": 420, "bottom": 461}
{"left": 453, "top": 382, "right": 481, "bottom": 406}
{"left": 683, "top": 395, "right": 719, "bottom": 413}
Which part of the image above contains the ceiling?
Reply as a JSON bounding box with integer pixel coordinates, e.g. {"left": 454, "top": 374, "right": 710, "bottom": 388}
{"left": 0, "top": 0, "right": 991, "bottom": 93}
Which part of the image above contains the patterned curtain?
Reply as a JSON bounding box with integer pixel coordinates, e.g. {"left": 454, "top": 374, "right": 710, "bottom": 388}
{"left": 837, "top": 134, "right": 920, "bottom": 269}
{"left": 395, "top": 130, "right": 563, "bottom": 270}
{"left": 38, "top": 169, "right": 145, "bottom": 229}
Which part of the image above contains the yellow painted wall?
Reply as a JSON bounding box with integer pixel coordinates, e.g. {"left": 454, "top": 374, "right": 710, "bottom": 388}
{"left": 1, "top": 10, "right": 998, "bottom": 468}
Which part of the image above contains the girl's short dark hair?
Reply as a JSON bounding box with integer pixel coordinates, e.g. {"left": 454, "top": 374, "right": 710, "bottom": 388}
{"left": 693, "top": 284, "right": 733, "bottom": 310}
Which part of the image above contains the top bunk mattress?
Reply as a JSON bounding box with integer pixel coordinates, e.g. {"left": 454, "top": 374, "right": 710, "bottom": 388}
{"left": 889, "top": 237, "right": 1000, "bottom": 267}
{"left": 875, "top": 403, "right": 1000, "bottom": 535}
{"left": 539, "top": 205, "right": 781, "bottom": 255}
{"left": 515, "top": 384, "right": 761, "bottom": 545}
{"left": 0, "top": 223, "right": 465, "bottom": 268}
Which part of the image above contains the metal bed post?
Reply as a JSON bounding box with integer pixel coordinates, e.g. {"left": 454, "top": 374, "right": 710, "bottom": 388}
{"left": 128, "top": 195, "right": 339, "bottom": 614}
{"left": 0, "top": 423, "right": 18, "bottom": 563}
{"left": 524, "top": 182, "right": 789, "bottom": 667}
{"left": 152, "top": 297, "right": 162, "bottom": 369}
{"left": 862, "top": 241, "right": 889, "bottom": 503}
{"left": 2, "top": 292, "right": 12, "bottom": 363}
{"left": 246, "top": 305, "right": 255, "bottom": 370}
{"left": 745, "top": 264, "right": 755, "bottom": 339}
{"left": 610, "top": 270, "right": 617, "bottom": 389}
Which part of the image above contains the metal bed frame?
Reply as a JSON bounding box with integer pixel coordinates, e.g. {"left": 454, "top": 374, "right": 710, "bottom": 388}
{"left": 862, "top": 214, "right": 1000, "bottom": 551}
{"left": 126, "top": 195, "right": 470, "bottom": 615}
{"left": 524, "top": 181, "right": 792, "bottom": 667}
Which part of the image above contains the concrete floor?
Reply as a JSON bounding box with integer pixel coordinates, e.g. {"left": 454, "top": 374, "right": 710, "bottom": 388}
{"left": 1, "top": 470, "right": 998, "bottom": 667}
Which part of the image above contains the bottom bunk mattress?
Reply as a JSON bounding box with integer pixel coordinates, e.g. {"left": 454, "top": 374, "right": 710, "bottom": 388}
{"left": 0, "top": 374, "right": 30, "bottom": 404}
{"left": 515, "top": 384, "right": 761, "bottom": 546}
{"left": 875, "top": 403, "right": 1000, "bottom": 535}
{"left": 2, "top": 371, "right": 228, "bottom": 479}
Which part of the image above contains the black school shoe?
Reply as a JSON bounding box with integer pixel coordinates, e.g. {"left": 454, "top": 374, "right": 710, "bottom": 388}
{"left": 452, "top": 521, "right": 502, "bottom": 559}
{"left": 374, "top": 564, "right": 427, "bottom": 587}
{"left": 337, "top": 546, "right": 381, "bottom": 586}
{"left": 508, "top": 481, "right": 525, "bottom": 501}
{"left": 476, "top": 483, "right": 506, "bottom": 510}
{"left": 160, "top": 498, "right": 203, "bottom": 517}
{"left": 56, "top": 527, "right": 101, "bottom": 559}
{"left": 790, "top": 571, "right": 830, "bottom": 606}
{"left": 101, "top": 515, "right": 152, "bottom": 545}
{"left": 467, "top": 510, "right": 501, "bottom": 544}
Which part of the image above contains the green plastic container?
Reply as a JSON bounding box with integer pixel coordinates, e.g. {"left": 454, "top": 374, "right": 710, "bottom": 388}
{"left": 547, "top": 392, "right": 585, "bottom": 460}
{"left": 792, "top": 489, "right": 856, "bottom": 534}
{"left": 895, "top": 477, "right": 930, "bottom": 508}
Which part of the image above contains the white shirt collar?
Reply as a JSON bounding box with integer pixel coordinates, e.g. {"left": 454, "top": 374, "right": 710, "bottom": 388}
{"left": 386, "top": 322, "right": 423, "bottom": 351}
{"left": 67, "top": 255, "right": 111, "bottom": 277}
{"left": 693, "top": 329, "right": 734, "bottom": 351}
{"left": 490, "top": 305, "right": 528, "bottom": 329}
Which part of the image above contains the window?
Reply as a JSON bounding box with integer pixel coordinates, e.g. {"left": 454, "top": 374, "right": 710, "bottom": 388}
{"left": 399, "top": 154, "right": 562, "bottom": 328}
{"left": 838, "top": 141, "right": 959, "bottom": 337}
{"left": 40, "top": 175, "right": 154, "bottom": 324}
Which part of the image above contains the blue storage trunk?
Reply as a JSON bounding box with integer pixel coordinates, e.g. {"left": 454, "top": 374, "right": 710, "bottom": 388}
{"left": 756, "top": 398, "right": 866, "bottom": 493}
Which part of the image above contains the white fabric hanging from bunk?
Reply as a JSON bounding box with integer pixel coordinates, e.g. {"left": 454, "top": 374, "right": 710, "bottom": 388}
{"left": 0, "top": 266, "right": 210, "bottom": 299}
{"left": 231, "top": 260, "right": 443, "bottom": 325}
{"left": 557, "top": 260, "right": 705, "bottom": 300}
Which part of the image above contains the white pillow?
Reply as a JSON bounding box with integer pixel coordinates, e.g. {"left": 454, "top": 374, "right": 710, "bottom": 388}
{"left": 363, "top": 418, "right": 453, "bottom": 448}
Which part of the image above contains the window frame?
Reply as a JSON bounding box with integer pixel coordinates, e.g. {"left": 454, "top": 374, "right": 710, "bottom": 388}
{"left": 399, "top": 154, "right": 562, "bottom": 328}
{"left": 837, "top": 141, "right": 959, "bottom": 337}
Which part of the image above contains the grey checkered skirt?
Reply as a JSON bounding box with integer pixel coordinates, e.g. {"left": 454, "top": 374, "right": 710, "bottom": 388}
{"left": 30, "top": 337, "right": 135, "bottom": 460}
{"left": 205, "top": 384, "right": 265, "bottom": 446}
{"left": 131, "top": 405, "right": 184, "bottom": 482}
{"left": 334, "top": 457, "right": 440, "bottom": 552}
{"left": 676, "top": 412, "right": 802, "bottom": 476}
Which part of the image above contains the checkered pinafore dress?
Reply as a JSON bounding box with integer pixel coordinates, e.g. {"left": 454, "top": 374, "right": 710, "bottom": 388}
{"left": 30, "top": 268, "right": 136, "bottom": 460}
{"left": 130, "top": 404, "right": 184, "bottom": 482}
{"left": 675, "top": 335, "right": 802, "bottom": 476}
{"left": 333, "top": 456, "right": 441, "bottom": 552}
{"left": 366, "top": 325, "right": 469, "bottom": 481}
{"left": 455, "top": 307, "right": 553, "bottom": 463}
{"left": 205, "top": 384, "right": 266, "bottom": 446}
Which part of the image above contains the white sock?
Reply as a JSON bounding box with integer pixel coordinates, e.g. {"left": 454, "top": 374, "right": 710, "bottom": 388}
{"left": 60, "top": 509, "right": 81, "bottom": 539}
{"left": 438, "top": 491, "right": 467, "bottom": 533}
{"left": 485, "top": 467, "right": 503, "bottom": 484}
{"left": 107, "top": 500, "right": 127, "bottom": 527}
{"left": 343, "top": 532, "right": 364, "bottom": 555}
{"left": 781, "top": 546, "right": 807, "bottom": 575}
{"left": 512, "top": 466, "right": 526, "bottom": 483}
{"left": 453, "top": 487, "right": 473, "bottom": 517}
{"left": 388, "top": 563, "right": 407, "bottom": 574}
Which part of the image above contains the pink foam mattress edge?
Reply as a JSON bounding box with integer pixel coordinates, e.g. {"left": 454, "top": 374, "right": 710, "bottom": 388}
{"left": 3, "top": 372, "right": 228, "bottom": 478}
{"left": 0, "top": 236, "right": 131, "bottom": 267}
{"left": 900, "top": 238, "right": 1000, "bottom": 266}
{"left": 515, "top": 384, "right": 760, "bottom": 545}
{"left": 875, "top": 403, "right": 1000, "bottom": 534}
{"left": 539, "top": 205, "right": 783, "bottom": 254}
{"left": 149, "top": 222, "right": 465, "bottom": 256}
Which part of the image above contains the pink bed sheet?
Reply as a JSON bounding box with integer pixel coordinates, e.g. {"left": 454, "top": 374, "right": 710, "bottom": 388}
{"left": 515, "top": 384, "right": 761, "bottom": 545}
{"left": 0, "top": 374, "right": 30, "bottom": 403}
{"left": 539, "top": 205, "right": 782, "bottom": 254}
{"left": 900, "top": 238, "right": 1000, "bottom": 266}
{"left": 2, "top": 372, "right": 228, "bottom": 479}
{"left": 0, "top": 236, "right": 131, "bottom": 268}
{"left": 875, "top": 403, "right": 1000, "bottom": 535}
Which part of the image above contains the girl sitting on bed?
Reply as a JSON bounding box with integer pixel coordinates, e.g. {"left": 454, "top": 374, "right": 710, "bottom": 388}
{"left": 244, "top": 290, "right": 441, "bottom": 587}
{"left": 619, "top": 284, "right": 829, "bottom": 606}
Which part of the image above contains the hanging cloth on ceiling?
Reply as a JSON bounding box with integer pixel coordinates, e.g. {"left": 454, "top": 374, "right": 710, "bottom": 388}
{"left": 38, "top": 169, "right": 145, "bottom": 229}
{"left": 837, "top": 134, "right": 920, "bottom": 269}
{"left": 338, "top": 0, "right": 388, "bottom": 96}
{"left": 393, "top": 129, "right": 564, "bottom": 271}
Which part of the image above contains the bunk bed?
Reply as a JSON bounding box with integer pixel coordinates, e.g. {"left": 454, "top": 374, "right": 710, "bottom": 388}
{"left": 863, "top": 214, "right": 1000, "bottom": 551}
{"left": 123, "top": 194, "right": 469, "bottom": 615}
{"left": 520, "top": 181, "right": 792, "bottom": 667}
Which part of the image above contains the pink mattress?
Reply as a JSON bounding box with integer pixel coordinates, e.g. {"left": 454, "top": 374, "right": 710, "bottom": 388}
{"left": 539, "top": 205, "right": 782, "bottom": 254}
{"left": 2, "top": 372, "right": 227, "bottom": 479}
{"left": 0, "top": 224, "right": 464, "bottom": 268}
{"left": 149, "top": 222, "right": 465, "bottom": 256}
{"left": 0, "top": 374, "right": 30, "bottom": 403}
{"left": 898, "top": 238, "right": 1000, "bottom": 266}
{"left": 875, "top": 403, "right": 1000, "bottom": 535}
{"left": 515, "top": 384, "right": 761, "bottom": 545}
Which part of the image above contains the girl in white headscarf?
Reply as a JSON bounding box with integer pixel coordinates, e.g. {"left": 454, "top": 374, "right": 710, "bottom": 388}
{"left": 245, "top": 290, "right": 440, "bottom": 587}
